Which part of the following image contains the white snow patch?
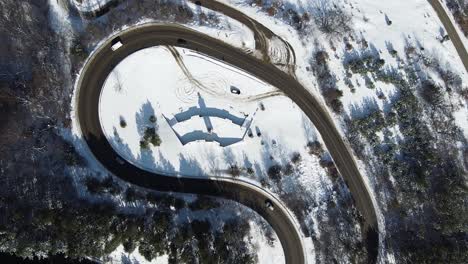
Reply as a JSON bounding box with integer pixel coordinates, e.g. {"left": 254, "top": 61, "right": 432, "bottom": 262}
{"left": 100, "top": 46, "right": 319, "bottom": 183}
{"left": 106, "top": 245, "right": 168, "bottom": 264}
{"left": 454, "top": 105, "right": 468, "bottom": 139}
{"left": 72, "top": 0, "right": 113, "bottom": 12}
{"left": 249, "top": 221, "right": 285, "bottom": 264}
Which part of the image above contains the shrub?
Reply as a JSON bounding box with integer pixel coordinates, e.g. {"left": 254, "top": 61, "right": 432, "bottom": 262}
{"left": 125, "top": 187, "right": 145, "bottom": 202}
{"left": 85, "top": 177, "right": 103, "bottom": 194}
{"left": 267, "top": 164, "right": 282, "bottom": 182}
{"left": 365, "top": 77, "right": 376, "bottom": 89}
{"left": 323, "top": 88, "right": 343, "bottom": 101}
{"left": 420, "top": 81, "right": 443, "bottom": 105}
{"left": 70, "top": 39, "right": 87, "bottom": 59}
{"left": 140, "top": 140, "right": 149, "bottom": 149}
{"left": 228, "top": 165, "right": 241, "bottom": 177}
{"left": 85, "top": 176, "right": 121, "bottom": 195}
{"left": 315, "top": 50, "right": 329, "bottom": 65}
{"left": 259, "top": 102, "right": 265, "bottom": 111}
{"left": 120, "top": 118, "right": 127, "bottom": 128}
{"left": 63, "top": 141, "right": 85, "bottom": 166}
{"left": 143, "top": 127, "right": 161, "bottom": 147}
{"left": 291, "top": 152, "right": 302, "bottom": 164}
{"left": 307, "top": 141, "right": 323, "bottom": 155}
{"left": 189, "top": 196, "right": 220, "bottom": 211}
{"left": 330, "top": 98, "right": 344, "bottom": 113}
{"left": 347, "top": 59, "right": 367, "bottom": 74}
{"left": 283, "top": 163, "right": 294, "bottom": 175}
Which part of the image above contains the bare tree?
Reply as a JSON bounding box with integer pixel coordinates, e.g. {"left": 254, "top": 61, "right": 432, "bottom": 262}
{"left": 311, "top": 0, "right": 352, "bottom": 36}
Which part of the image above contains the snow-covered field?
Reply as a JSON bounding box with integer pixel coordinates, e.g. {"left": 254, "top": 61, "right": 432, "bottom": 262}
{"left": 100, "top": 46, "right": 318, "bottom": 181}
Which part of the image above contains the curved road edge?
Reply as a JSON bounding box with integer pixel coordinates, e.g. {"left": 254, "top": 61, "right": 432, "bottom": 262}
{"left": 428, "top": 0, "right": 468, "bottom": 72}
{"left": 75, "top": 23, "right": 381, "bottom": 263}
{"left": 75, "top": 24, "right": 306, "bottom": 264}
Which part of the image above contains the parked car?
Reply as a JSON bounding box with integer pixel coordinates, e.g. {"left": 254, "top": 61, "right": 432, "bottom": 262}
{"left": 230, "top": 86, "right": 241, "bottom": 95}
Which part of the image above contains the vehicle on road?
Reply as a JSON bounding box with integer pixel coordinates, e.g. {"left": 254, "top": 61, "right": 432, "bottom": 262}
{"left": 265, "top": 199, "right": 274, "bottom": 211}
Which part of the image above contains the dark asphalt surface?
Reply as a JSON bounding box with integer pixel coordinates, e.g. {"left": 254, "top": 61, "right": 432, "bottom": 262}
{"left": 76, "top": 24, "right": 380, "bottom": 264}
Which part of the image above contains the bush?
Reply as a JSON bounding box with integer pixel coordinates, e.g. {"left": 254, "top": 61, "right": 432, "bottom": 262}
{"left": 125, "top": 187, "right": 145, "bottom": 202}
{"left": 330, "top": 98, "right": 344, "bottom": 113}
{"left": 307, "top": 141, "right": 323, "bottom": 155}
{"left": 85, "top": 176, "right": 121, "bottom": 195}
{"left": 323, "top": 89, "right": 344, "bottom": 113}
{"left": 283, "top": 163, "right": 294, "bottom": 175}
{"left": 228, "top": 164, "right": 241, "bottom": 177}
{"left": 140, "top": 140, "right": 149, "bottom": 149}
{"left": 291, "top": 152, "right": 302, "bottom": 164}
{"left": 70, "top": 39, "right": 87, "bottom": 59}
{"left": 365, "top": 77, "right": 376, "bottom": 89}
{"left": 319, "top": 158, "right": 339, "bottom": 180}
{"left": 315, "top": 50, "right": 329, "bottom": 65}
{"left": 140, "top": 127, "right": 161, "bottom": 148}
{"left": 63, "top": 141, "right": 85, "bottom": 166}
{"left": 189, "top": 196, "right": 220, "bottom": 211}
{"left": 145, "top": 127, "right": 161, "bottom": 146}
{"left": 267, "top": 164, "right": 282, "bottom": 182}
{"left": 120, "top": 118, "right": 127, "bottom": 128}
{"left": 421, "top": 81, "right": 443, "bottom": 105}
{"left": 85, "top": 177, "right": 103, "bottom": 194}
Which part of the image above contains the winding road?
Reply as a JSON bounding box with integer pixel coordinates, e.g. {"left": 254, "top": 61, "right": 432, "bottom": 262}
{"left": 71, "top": 0, "right": 468, "bottom": 262}
{"left": 76, "top": 23, "right": 379, "bottom": 264}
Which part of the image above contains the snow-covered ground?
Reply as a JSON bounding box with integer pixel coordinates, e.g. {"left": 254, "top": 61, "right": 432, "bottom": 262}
{"left": 100, "top": 46, "right": 319, "bottom": 182}
{"left": 338, "top": 0, "right": 466, "bottom": 109}
{"left": 250, "top": 221, "right": 285, "bottom": 264}
{"left": 69, "top": 0, "right": 468, "bottom": 263}
{"left": 107, "top": 245, "right": 169, "bottom": 264}
{"left": 72, "top": 0, "right": 113, "bottom": 12}
{"left": 105, "top": 219, "right": 284, "bottom": 264}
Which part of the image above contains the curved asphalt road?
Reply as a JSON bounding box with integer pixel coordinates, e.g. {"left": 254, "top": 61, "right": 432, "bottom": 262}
{"left": 76, "top": 24, "right": 379, "bottom": 263}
